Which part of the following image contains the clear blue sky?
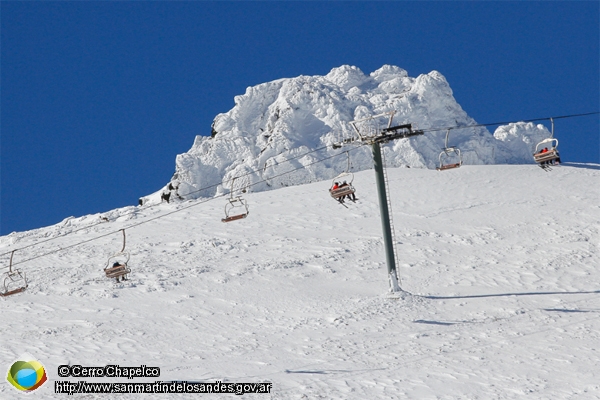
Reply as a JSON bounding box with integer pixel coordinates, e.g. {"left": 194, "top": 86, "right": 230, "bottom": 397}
{"left": 1, "top": 1, "right": 598, "bottom": 235}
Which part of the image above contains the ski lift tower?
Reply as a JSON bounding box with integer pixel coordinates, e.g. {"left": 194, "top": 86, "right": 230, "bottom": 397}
{"left": 349, "top": 111, "right": 424, "bottom": 292}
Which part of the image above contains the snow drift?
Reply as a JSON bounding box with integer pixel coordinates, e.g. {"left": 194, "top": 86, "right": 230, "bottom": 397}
{"left": 144, "top": 65, "right": 552, "bottom": 204}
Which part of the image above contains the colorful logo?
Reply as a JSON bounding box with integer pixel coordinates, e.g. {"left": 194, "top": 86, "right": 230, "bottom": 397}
{"left": 6, "top": 354, "right": 48, "bottom": 393}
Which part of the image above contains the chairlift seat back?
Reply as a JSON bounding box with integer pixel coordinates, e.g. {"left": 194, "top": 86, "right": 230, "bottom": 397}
{"left": 221, "top": 213, "right": 248, "bottom": 223}
{"left": 0, "top": 286, "right": 27, "bottom": 297}
{"left": 330, "top": 185, "right": 355, "bottom": 199}
{"left": 533, "top": 149, "right": 559, "bottom": 163}
{"left": 437, "top": 163, "right": 461, "bottom": 171}
{"left": 104, "top": 264, "right": 130, "bottom": 279}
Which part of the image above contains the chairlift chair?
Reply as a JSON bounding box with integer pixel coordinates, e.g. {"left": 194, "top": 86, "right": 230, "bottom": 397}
{"left": 533, "top": 138, "right": 560, "bottom": 166}
{"left": 533, "top": 118, "right": 561, "bottom": 169}
{"left": 1, "top": 251, "right": 28, "bottom": 297}
{"left": 437, "top": 129, "right": 463, "bottom": 171}
{"left": 221, "top": 196, "right": 250, "bottom": 222}
{"left": 329, "top": 172, "right": 356, "bottom": 202}
{"left": 104, "top": 229, "right": 131, "bottom": 282}
{"left": 437, "top": 147, "right": 462, "bottom": 171}
{"left": 329, "top": 151, "right": 357, "bottom": 202}
{"left": 221, "top": 177, "right": 249, "bottom": 222}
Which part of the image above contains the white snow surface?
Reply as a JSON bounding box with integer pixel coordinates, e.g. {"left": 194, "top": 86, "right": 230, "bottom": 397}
{"left": 150, "top": 65, "right": 552, "bottom": 204}
{"left": 1, "top": 164, "right": 599, "bottom": 399}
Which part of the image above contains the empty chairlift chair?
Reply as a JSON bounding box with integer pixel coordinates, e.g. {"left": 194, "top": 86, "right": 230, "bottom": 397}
{"left": 1, "top": 250, "right": 28, "bottom": 297}
{"left": 437, "top": 129, "right": 463, "bottom": 171}
{"left": 222, "top": 196, "right": 250, "bottom": 222}
{"left": 221, "top": 177, "right": 249, "bottom": 222}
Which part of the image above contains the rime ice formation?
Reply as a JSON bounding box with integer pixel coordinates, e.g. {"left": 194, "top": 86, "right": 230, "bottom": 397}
{"left": 144, "top": 65, "right": 551, "bottom": 203}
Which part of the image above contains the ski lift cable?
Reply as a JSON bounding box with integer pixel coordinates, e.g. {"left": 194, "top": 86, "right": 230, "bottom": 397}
{"left": 0, "top": 141, "right": 347, "bottom": 259}
{"left": 421, "top": 111, "right": 599, "bottom": 135}
{"left": 2, "top": 110, "right": 596, "bottom": 260}
{"left": 182, "top": 142, "right": 340, "bottom": 199}
{"left": 4, "top": 229, "right": 128, "bottom": 271}
{"left": 4, "top": 143, "right": 369, "bottom": 269}
{"left": 107, "top": 143, "right": 365, "bottom": 233}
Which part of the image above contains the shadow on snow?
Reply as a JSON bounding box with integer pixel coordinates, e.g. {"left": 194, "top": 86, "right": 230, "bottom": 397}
{"left": 420, "top": 289, "right": 600, "bottom": 300}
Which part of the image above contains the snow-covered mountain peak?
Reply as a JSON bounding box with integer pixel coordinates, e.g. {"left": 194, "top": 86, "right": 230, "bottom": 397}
{"left": 142, "top": 65, "right": 552, "bottom": 205}
{"left": 324, "top": 65, "right": 369, "bottom": 91}
{"left": 370, "top": 64, "right": 409, "bottom": 81}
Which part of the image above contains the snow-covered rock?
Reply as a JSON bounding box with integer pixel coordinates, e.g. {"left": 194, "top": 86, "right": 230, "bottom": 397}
{"left": 144, "top": 65, "right": 552, "bottom": 204}
{"left": 493, "top": 122, "right": 551, "bottom": 163}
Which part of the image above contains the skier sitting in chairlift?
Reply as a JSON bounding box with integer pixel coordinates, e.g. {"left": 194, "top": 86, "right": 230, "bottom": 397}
{"left": 331, "top": 182, "right": 345, "bottom": 204}
{"left": 330, "top": 182, "right": 349, "bottom": 204}
{"left": 340, "top": 181, "right": 356, "bottom": 202}
{"left": 111, "top": 262, "right": 128, "bottom": 282}
{"left": 539, "top": 147, "right": 549, "bottom": 167}
{"left": 538, "top": 147, "right": 561, "bottom": 166}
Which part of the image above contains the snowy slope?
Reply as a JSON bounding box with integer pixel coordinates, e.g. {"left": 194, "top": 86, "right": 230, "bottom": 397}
{"left": 1, "top": 164, "right": 599, "bottom": 399}
{"left": 146, "top": 65, "right": 553, "bottom": 205}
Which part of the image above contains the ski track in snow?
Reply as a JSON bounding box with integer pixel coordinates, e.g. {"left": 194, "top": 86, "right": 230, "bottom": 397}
{"left": 1, "top": 165, "right": 599, "bottom": 399}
